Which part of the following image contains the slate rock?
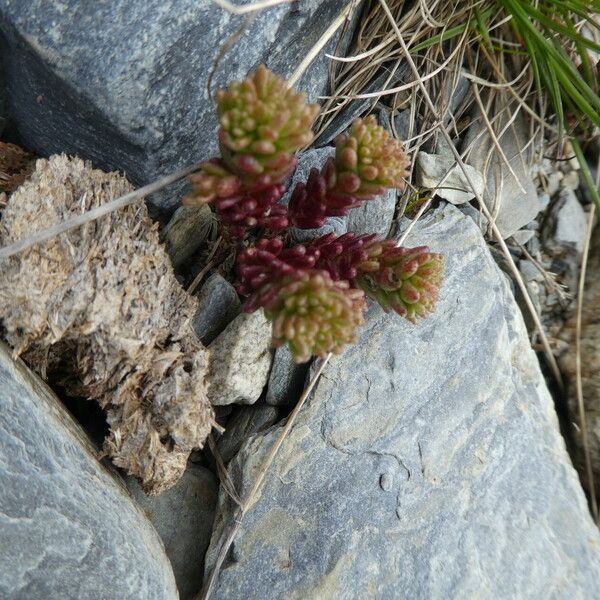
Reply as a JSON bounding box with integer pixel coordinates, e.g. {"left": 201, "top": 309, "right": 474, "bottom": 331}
{"left": 315, "top": 63, "right": 408, "bottom": 146}
{"left": 465, "top": 111, "right": 541, "bottom": 238}
{"left": 0, "top": 341, "right": 177, "bottom": 600}
{"left": 553, "top": 187, "right": 588, "bottom": 253}
{"left": 217, "top": 405, "right": 279, "bottom": 464}
{"left": 126, "top": 464, "right": 218, "bottom": 600}
{"left": 205, "top": 204, "right": 600, "bottom": 599}
{"left": 416, "top": 150, "right": 485, "bottom": 205}
{"left": 0, "top": 0, "right": 357, "bottom": 212}
{"left": 280, "top": 147, "right": 348, "bottom": 242}
{"left": 560, "top": 228, "right": 600, "bottom": 485}
{"left": 161, "top": 204, "right": 216, "bottom": 269}
{"left": 266, "top": 345, "right": 309, "bottom": 406}
{"left": 193, "top": 273, "right": 241, "bottom": 345}
{"left": 510, "top": 229, "right": 535, "bottom": 245}
{"left": 207, "top": 310, "right": 272, "bottom": 406}
{"left": 393, "top": 109, "right": 411, "bottom": 141}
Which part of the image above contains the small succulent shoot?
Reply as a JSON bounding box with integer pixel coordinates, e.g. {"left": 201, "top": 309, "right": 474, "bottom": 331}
{"left": 186, "top": 159, "right": 241, "bottom": 205}
{"left": 334, "top": 115, "right": 411, "bottom": 199}
{"left": 355, "top": 244, "right": 444, "bottom": 322}
{"left": 213, "top": 184, "right": 288, "bottom": 239}
{"left": 263, "top": 271, "right": 366, "bottom": 363}
{"left": 237, "top": 240, "right": 365, "bottom": 362}
{"left": 288, "top": 116, "right": 410, "bottom": 229}
{"left": 185, "top": 65, "right": 319, "bottom": 236}
{"left": 237, "top": 238, "right": 320, "bottom": 311}
{"left": 217, "top": 65, "right": 320, "bottom": 188}
{"left": 184, "top": 65, "right": 442, "bottom": 363}
{"left": 310, "top": 233, "right": 443, "bottom": 321}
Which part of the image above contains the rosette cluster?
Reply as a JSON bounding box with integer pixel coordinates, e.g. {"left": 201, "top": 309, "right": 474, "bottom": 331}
{"left": 182, "top": 65, "right": 443, "bottom": 364}
{"left": 237, "top": 239, "right": 366, "bottom": 362}
{"left": 310, "top": 233, "right": 444, "bottom": 321}
{"left": 288, "top": 115, "right": 410, "bottom": 229}
{"left": 236, "top": 233, "right": 443, "bottom": 361}
{"left": 185, "top": 66, "right": 319, "bottom": 237}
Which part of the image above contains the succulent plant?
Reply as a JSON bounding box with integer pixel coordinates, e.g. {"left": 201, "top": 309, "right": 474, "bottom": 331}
{"left": 217, "top": 64, "right": 320, "bottom": 189}
{"left": 183, "top": 65, "right": 443, "bottom": 364}
{"left": 185, "top": 159, "right": 242, "bottom": 206}
{"left": 213, "top": 184, "right": 288, "bottom": 238}
{"left": 309, "top": 233, "right": 443, "bottom": 321}
{"left": 354, "top": 244, "right": 443, "bottom": 322}
{"left": 261, "top": 270, "right": 366, "bottom": 363}
{"left": 288, "top": 116, "right": 410, "bottom": 229}
{"left": 333, "top": 115, "right": 410, "bottom": 199}
{"left": 237, "top": 238, "right": 320, "bottom": 310}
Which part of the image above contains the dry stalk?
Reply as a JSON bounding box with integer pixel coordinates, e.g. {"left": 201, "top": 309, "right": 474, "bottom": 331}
{"left": 199, "top": 353, "right": 332, "bottom": 600}
{"left": 0, "top": 161, "right": 202, "bottom": 260}
{"left": 575, "top": 201, "right": 598, "bottom": 522}
{"left": 210, "top": 0, "right": 294, "bottom": 16}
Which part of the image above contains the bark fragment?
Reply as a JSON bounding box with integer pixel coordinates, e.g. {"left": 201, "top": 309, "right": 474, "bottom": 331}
{"left": 0, "top": 155, "right": 214, "bottom": 494}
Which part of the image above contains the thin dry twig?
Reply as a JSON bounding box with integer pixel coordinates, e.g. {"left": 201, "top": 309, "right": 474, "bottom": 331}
{"left": 0, "top": 161, "right": 202, "bottom": 260}
{"left": 575, "top": 201, "right": 598, "bottom": 521}
{"left": 211, "top": 0, "right": 294, "bottom": 16}
{"left": 199, "top": 353, "right": 332, "bottom": 600}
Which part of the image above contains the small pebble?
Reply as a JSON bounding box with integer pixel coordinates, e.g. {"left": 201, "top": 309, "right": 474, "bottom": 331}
{"left": 380, "top": 472, "right": 393, "bottom": 492}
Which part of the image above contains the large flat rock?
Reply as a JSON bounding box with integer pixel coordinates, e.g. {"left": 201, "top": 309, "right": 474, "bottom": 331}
{"left": 205, "top": 204, "right": 600, "bottom": 599}
{"left": 0, "top": 0, "right": 354, "bottom": 211}
{"left": 0, "top": 341, "right": 178, "bottom": 600}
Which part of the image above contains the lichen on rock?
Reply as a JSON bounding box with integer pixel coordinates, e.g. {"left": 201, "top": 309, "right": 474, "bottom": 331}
{"left": 0, "top": 154, "right": 214, "bottom": 494}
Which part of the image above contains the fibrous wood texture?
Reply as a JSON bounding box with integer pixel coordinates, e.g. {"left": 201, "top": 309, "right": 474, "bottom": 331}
{"left": 0, "top": 155, "right": 214, "bottom": 494}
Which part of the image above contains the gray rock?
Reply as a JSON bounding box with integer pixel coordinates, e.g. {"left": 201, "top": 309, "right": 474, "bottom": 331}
{"left": 465, "top": 111, "right": 541, "bottom": 238}
{"left": 266, "top": 345, "right": 309, "bottom": 406}
{"left": 0, "top": 341, "right": 177, "bottom": 600}
{"left": 554, "top": 188, "right": 588, "bottom": 253}
{"left": 519, "top": 259, "right": 543, "bottom": 283}
{"left": 193, "top": 273, "right": 241, "bottom": 345}
{"left": 280, "top": 147, "right": 348, "bottom": 242}
{"left": 315, "top": 64, "right": 408, "bottom": 146}
{"left": 217, "top": 405, "right": 279, "bottom": 464}
{"left": 126, "top": 464, "right": 218, "bottom": 600}
{"left": 161, "top": 205, "right": 216, "bottom": 268}
{"left": 510, "top": 229, "right": 535, "bottom": 245}
{"left": 207, "top": 310, "right": 272, "bottom": 406}
{"left": 416, "top": 150, "right": 485, "bottom": 205}
{"left": 393, "top": 109, "right": 411, "bottom": 141}
{"left": 423, "top": 74, "right": 470, "bottom": 154}
{"left": 0, "top": 0, "right": 357, "bottom": 212}
{"left": 205, "top": 204, "right": 600, "bottom": 599}
{"left": 459, "top": 203, "right": 489, "bottom": 233}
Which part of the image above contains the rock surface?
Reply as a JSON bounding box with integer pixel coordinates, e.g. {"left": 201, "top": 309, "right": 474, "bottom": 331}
{"left": 266, "top": 345, "right": 309, "bottom": 407}
{"left": 207, "top": 310, "right": 272, "bottom": 406}
{"left": 217, "top": 405, "right": 279, "bottom": 464}
{"left": 205, "top": 204, "right": 600, "bottom": 599}
{"left": 416, "top": 150, "right": 485, "bottom": 205}
{"left": 126, "top": 464, "right": 218, "bottom": 600}
{"left": 560, "top": 227, "right": 600, "bottom": 485}
{"left": 193, "top": 273, "right": 241, "bottom": 346}
{"left": 465, "top": 112, "right": 541, "bottom": 238}
{"left": 0, "top": 341, "right": 177, "bottom": 600}
{"left": 281, "top": 147, "right": 348, "bottom": 243}
{"left": 553, "top": 187, "right": 588, "bottom": 253}
{"left": 0, "top": 0, "right": 357, "bottom": 211}
{"left": 161, "top": 205, "right": 216, "bottom": 269}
